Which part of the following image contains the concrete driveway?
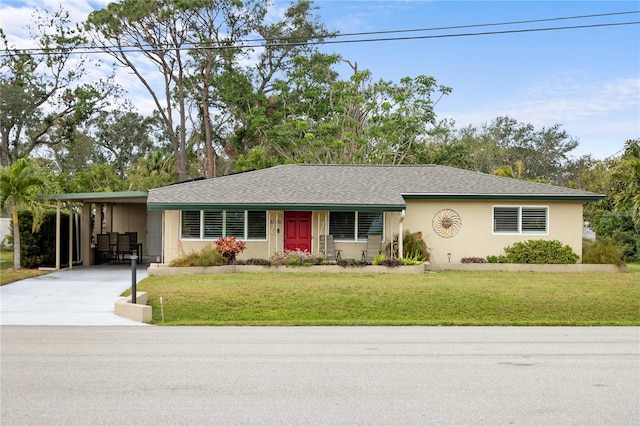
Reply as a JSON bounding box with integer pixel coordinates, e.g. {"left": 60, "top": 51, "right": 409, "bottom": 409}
{"left": 0, "top": 264, "right": 149, "bottom": 326}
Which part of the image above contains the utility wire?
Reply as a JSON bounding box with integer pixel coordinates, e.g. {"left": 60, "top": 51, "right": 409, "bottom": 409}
{"left": 321, "top": 10, "right": 640, "bottom": 38}
{"left": 1, "top": 11, "right": 638, "bottom": 56}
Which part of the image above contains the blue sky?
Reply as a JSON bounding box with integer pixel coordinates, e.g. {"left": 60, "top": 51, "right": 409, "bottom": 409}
{"left": 2, "top": 0, "right": 639, "bottom": 160}
{"left": 311, "top": 1, "right": 640, "bottom": 160}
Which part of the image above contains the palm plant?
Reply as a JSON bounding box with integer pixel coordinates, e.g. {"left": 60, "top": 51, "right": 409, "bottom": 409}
{"left": 492, "top": 160, "right": 525, "bottom": 179}
{"left": 0, "top": 158, "right": 51, "bottom": 269}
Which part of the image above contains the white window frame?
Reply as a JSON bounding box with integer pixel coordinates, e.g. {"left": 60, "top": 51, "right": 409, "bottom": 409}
{"left": 492, "top": 205, "right": 549, "bottom": 235}
{"left": 180, "top": 210, "right": 267, "bottom": 241}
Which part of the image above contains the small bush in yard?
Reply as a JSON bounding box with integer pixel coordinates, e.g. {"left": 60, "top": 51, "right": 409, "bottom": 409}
{"left": 502, "top": 239, "right": 579, "bottom": 264}
{"left": 270, "top": 249, "right": 327, "bottom": 267}
{"left": 169, "top": 244, "right": 224, "bottom": 267}
{"left": 403, "top": 230, "right": 430, "bottom": 261}
{"left": 337, "top": 259, "right": 369, "bottom": 268}
{"left": 236, "top": 258, "right": 272, "bottom": 266}
{"left": 378, "top": 258, "right": 403, "bottom": 267}
{"left": 582, "top": 238, "right": 625, "bottom": 265}
{"left": 461, "top": 257, "right": 487, "bottom": 264}
{"left": 215, "top": 237, "right": 246, "bottom": 264}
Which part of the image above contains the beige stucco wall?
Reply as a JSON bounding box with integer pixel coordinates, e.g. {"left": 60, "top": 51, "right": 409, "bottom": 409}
{"left": 402, "top": 200, "right": 584, "bottom": 263}
{"left": 107, "top": 203, "right": 148, "bottom": 255}
{"left": 162, "top": 202, "right": 584, "bottom": 264}
{"left": 162, "top": 210, "right": 403, "bottom": 264}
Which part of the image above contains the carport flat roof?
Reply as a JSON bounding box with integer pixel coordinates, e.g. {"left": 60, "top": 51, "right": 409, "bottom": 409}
{"left": 49, "top": 191, "right": 149, "bottom": 204}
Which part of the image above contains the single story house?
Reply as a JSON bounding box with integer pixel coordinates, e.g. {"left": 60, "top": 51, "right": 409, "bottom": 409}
{"left": 147, "top": 164, "right": 603, "bottom": 264}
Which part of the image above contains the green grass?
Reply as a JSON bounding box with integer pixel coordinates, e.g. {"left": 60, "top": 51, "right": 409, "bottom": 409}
{"left": 135, "top": 267, "right": 640, "bottom": 326}
{"left": 0, "top": 250, "right": 48, "bottom": 286}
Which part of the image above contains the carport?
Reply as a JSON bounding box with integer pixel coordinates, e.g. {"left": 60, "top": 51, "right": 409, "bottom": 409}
{"left": 49, "top": 191, "right": 162, "bottom": 269}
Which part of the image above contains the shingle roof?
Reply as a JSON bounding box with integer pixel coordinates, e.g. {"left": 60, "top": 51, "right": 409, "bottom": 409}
{"left": 147, "top": 164, "right": 603, "bottom": 210}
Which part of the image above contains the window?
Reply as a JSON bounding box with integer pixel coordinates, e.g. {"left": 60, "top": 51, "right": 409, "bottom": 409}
{"left": 493, "top": 206, "right": 548, "bottom": 234}
{"left": 203, "top": 211, "right": 222, "bottom": 238}
{"left": 358, "top": 212, "right": 383, "bottom": 240}
{"left": 330, "top": 211, "right": 384, "bottom": 241}
{"left": 493, "top": 207, "right": 518, "bottom": 233}
{"left": 521, "top": 207, "right": 547, "bottom": 233}
{"left": 247, "top": 211, "right": 267, "bottom": 239}
{"left": 181, "top": 210, "right": 267, "bottom": 240}
{"left": 225, "top": 210, "right": 245, "bottom": 237}
{"left": 181, "top": 211, "right": 201, "bottom": 238}
{"left": 329, "top": 212, "right": 355, "bottom": 240}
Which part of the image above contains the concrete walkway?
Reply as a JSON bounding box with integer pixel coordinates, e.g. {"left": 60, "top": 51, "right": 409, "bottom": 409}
{"left": 0, "top": 264, "right": 149, "bottom": 326}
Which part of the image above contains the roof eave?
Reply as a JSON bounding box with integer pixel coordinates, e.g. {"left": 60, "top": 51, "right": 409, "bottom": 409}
{"left": 43, "top": 191, "right": 149, "bottom": 203}
{"left": 401, "top": 193, "right": 604, "bottom": 202}
{"left": 147, "top": 203, "right": 406, "bottom": 212}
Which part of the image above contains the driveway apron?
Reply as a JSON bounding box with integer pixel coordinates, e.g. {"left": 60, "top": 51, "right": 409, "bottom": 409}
{"left": 0, "top": 264, "right": 149, "bottom": 326}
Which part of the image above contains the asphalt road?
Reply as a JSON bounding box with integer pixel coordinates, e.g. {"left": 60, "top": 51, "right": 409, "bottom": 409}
{"left": 1, "top": 326, "right": 638, "bottom": 425}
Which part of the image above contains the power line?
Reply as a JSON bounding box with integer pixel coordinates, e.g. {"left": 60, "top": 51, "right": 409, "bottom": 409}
{"left": 1, "top": 11, "right": 638, "bottom": 57}
{"left": 307, "top": 21, "right": 640, "bottom": 47}
{"left": 327, "top": 10, "right": 640, "bottom": 38}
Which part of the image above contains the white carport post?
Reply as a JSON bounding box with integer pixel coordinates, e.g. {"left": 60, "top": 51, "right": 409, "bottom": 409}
{"left": 398, "top": 210, "right": 405, "bottom": 259}
{"left": 55, "top": 201, "right": 61, "bottom": 270}
{"left": 68, "top": 203, "right": 73, "bottom": 269}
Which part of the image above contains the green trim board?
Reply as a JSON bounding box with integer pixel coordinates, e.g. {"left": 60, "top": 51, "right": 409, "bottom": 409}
{"left": 47, "top": 191, "right": 149, "bottom": 202}
{"left": 401, "top": 193, "right": 604, "bottom": 202}
{"left": 147, "top": 203, "right": 405, "bottom": 212}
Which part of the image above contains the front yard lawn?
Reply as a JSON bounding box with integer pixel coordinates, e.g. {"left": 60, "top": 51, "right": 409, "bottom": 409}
{"left": 0, "top": 251, "right": 48, "bottom": 286}
{"left": 135, "top": 268, "right": 640, "bottom": 326}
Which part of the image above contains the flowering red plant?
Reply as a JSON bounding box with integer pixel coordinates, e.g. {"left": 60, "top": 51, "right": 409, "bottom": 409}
{"left": 215, "top": 236, "right": 246, "bottom": 264}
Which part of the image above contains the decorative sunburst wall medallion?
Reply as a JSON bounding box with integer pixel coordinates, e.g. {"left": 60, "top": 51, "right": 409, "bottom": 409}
{"left": 432, "top": 209, "right": 462, "bottom": 238}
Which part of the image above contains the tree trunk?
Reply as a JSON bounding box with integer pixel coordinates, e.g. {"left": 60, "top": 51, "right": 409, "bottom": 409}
{"left": 11, "top": 206, "right": 21, "bottom": 270}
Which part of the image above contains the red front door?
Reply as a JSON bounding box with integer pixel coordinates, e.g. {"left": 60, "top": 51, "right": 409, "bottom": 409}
{"left": 284, "top": 211, "right": 312, "bottom": 252}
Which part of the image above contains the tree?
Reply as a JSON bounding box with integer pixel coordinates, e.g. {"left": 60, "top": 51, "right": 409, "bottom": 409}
{"left": 455, "top": 117, "right": 578, "bottom": 184}
{"left": 0, "top": 7, "right": 116, "bottom": 167}
{"left": 86, "top": 0, "right": 332, "bottom": 179}
{"left": 235, "top": 59, "right": 451, "bottom": 169}
{"left": 587, "top": 139, "right": 640, "bottom": 262}
{"left": 188, "top": 0, "right": 336, "bottom": 175}
{"left": 610, "top": 139, "right": 640, "bottom": 220}
{"left": 56, "top": 162, "right": 128, "bottom": 194}
{"left": 128, "top": 148, "right": 179, "bottom": 190}
{"left": 0, "top": 158, "right": 53, "bottom": 269}
{"left": 88, "top": 109, "right": 159, "bottom": 179}
{"left": 492, "top": 160, "right": 525, "bottom": 179}
{"left": 87, "top": 0, "right": 193, "bottom": 180}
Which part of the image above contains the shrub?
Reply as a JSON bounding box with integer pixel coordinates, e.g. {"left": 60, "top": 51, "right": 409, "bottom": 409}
{"left": 486, "top": 255, "right": 504, "bottom": 264}
{"left": 378, "top": 258, "right": 403, "bottom": 267}
{"left": 8, "top": 212, "right": 76, "bottom": 268}
{"left": 336, "top": 259, "right": 369, "bottom": 268}
{"left": 502, "top": 239, "right": 579, "bottom": 264}
{"left": 270, "top": 249, "right": 327, "bottom": 267}
{"left": 589, "top": 208, "right": 639, "bottom": 263}
{"left": 373, "top": 253, "right": 386, "bottom": 265}
{"left": 169, "top": 244, "right": 224, "bottom": 267}
{"left": 236, "top": 258, "right": 272, "bottom": 266}
{"left": 402, "top": 253, "right": 424, "bottom": 265}
{"left": 215, "top": 236, "right": 246, "bottom": 264}
{"left": 402, "top": 230, "right": 430, "bottom": 261}
{"left": 582, "top": 238, "right": 625, "bottom": 265}
{"left": 461, "top": 257, "right": 487, "bottom": 264}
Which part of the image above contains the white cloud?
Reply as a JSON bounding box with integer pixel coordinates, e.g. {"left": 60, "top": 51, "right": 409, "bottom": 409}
{"left": 507, "top": 75, "right": 640, "bottom": 125}
{"left": 441, "top": 74, "right": 640, "bottom": 158}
